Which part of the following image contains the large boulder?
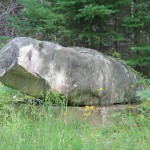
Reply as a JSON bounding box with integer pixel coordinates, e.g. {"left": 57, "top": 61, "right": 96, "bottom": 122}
{"left": 0, "top": 37, "right": 144, "bottom": 105}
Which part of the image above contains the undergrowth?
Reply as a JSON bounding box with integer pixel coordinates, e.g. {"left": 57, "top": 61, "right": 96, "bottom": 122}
{"left": 0, "top": 83, "right": 150, "bottom": 150}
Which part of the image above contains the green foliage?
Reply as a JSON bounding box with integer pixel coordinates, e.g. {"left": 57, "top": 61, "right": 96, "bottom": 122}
{"left": 0, "top": 36, "right": 11, "bottom": 41}
{"left": 135, "top": 78, "right": 150, "bottom": 114}
{"left": 8, "top": 0, "right": 124, "bottom": 48}
{"left": 75, "top": 4, "right": 115, "bottom": 20}
{"left": 0, "top": 36, "right": 11, "bottom": 49}
{"left": 111, "top": 51, "right": 121, "bottom": 58}
{"left": 44, "top": 91, "right": 66, "bottom": 106}
{"left": 0, "top": 83, "right": 31, "bottom": 108}
{"left": 8, "top": 0, "right": 64, "bottom": 40}
{"left": 0, "top": 81, "right": 150, "bottom": 149}
{"left": 136, "top": 77, "right": 150, "bottom": 97}
{"left": 6, "top": 0, "right": 150, "bottom": 76}
{"left": 126, "top": 45, "right": 150, "bottom": 66}
{"left": 0, "top": 101, "right": 150, "bottom": 149}
{"left": 123, "top": 1, "right": 150, "bottom": 68}
{"left": 0, "top": 83, "right": 19, "bottom": 103}
{"left": 136, "top": 88, "right": 150, "bottom": 101}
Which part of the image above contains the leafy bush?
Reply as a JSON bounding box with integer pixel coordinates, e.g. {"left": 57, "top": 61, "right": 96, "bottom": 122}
{"left": 135, "top": 78, "right": 150, "bottom": 115}
{"left": 136, "top": 88, "right": 150, "bottom": 101}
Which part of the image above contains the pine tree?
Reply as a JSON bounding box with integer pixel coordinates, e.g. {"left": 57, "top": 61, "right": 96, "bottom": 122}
{"left": 7, "top": 0, "right": 150, "bottom": 76}
{"left": 123, "top": 0, "right": 150, "bottom": 70}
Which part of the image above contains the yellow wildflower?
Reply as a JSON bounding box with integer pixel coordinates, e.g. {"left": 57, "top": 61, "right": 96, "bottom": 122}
{"left": 127, "top": 105, "right": 134, "bottom": 109}
{"left": 97, "top": 88, "right": 104, "bottom": 91}
{"left": 63, "top": 112, "right": 67, "bottom": 116}
{"left": 130, "top": 85, "right": 135, "bottom": 88}
{"left": 84, "top": 106, "right": 90, "bottom": 111}
{"left": 84, "top": 112, "right": 91, "bottom": 117}
{"left": 90, "top": 106, "right": 96, "bottom": 111}
{"left": 142, "top": 102, "right": 150, "bottom": 107}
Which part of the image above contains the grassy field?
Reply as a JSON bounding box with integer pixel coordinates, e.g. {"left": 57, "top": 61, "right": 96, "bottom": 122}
{"left": 0, "top": 84, "right": 150, "bottom": 150}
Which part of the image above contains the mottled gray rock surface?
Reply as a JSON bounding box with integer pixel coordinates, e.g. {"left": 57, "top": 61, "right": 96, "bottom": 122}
{"left": 0, "top": 37, "right": 144, "bottom": 105}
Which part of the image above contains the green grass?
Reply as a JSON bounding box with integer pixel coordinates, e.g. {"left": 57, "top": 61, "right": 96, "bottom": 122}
{"left": 0, "top": 84, "right": 150, "bottom": 150}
